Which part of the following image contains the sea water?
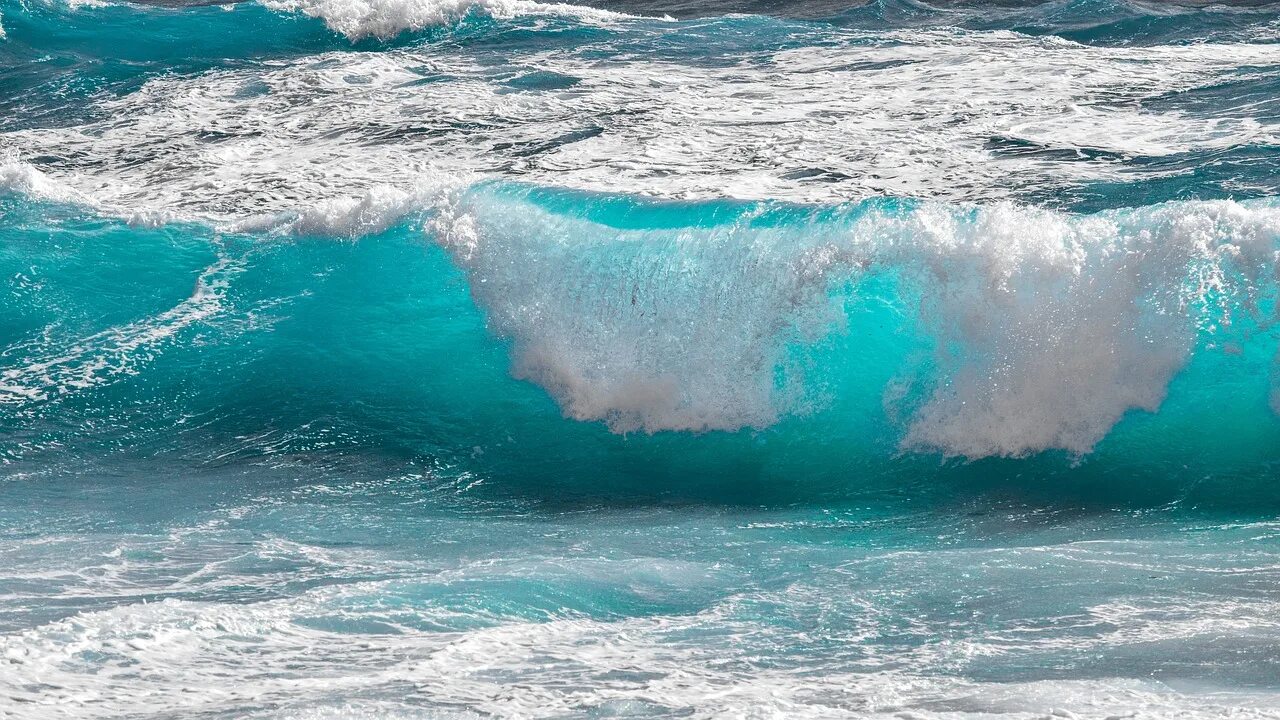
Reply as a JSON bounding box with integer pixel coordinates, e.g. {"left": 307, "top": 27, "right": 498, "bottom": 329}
{"left": 2, "top": 0, "right": 1280, "bottom": 717}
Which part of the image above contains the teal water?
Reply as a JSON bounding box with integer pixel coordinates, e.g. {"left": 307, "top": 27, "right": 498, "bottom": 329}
{"left": 2, "top": 0, "right": 1280, "bottom": 717}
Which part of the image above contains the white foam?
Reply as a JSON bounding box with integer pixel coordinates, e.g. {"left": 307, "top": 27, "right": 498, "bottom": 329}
{"left": 5, "top": 30, "right": 1277, "bottom": 220}
{"left": 2, "top": 499, "right": 1278, "bottom": 719}
{"left": 0, "top": 255, "right": 241, "bottom": 406}
{"left": 275, "top": 175, "right": 467, "bottom": 237}
{"left": 433, "top": 191, "right": 1280, "bottom": 455}
{"left": 2, "top": 586, "right": 1278, "bottom": 719}
{"left": 260, "top": 0, "right": 639, "bottom": 40}
{"left": 0, "top": 157, "right": 93, "bottom": 207}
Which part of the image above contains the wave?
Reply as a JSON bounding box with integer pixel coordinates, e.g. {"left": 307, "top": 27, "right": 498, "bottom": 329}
{"left": 4, "top": 0, "right": 1275, "bottom": 64}
{"left": 259, "top": 0, "right": 648, "bottom": 40}
{"left": 251, "top": 0, "right": 1280, "bottom": 46}
{"left": 428, "top": 185, "right": 1280, "bottom": 458}
{"left": 0, "top": 0, "right": 651, "bottom": 50}
{"left": 0, "top": 157, "right": 90, "bottom": 206}
{"left": 3, "top": 178, "right": 1278, "bottom": 471}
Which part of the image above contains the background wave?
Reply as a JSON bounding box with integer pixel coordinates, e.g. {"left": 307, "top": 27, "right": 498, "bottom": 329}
{"left": 5, "top": 0, "right": 1279, "bottom": 222}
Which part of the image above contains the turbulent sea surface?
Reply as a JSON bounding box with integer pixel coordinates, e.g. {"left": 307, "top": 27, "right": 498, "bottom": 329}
{"left": 3, "top": 0, "right": 1280, "bottom": 717}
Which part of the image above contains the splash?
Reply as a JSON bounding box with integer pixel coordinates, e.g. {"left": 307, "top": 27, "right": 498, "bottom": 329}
{"left": 0, "top": 157, "right": 92, "bottom": 207}
{"left": 431, "top": 185, "right": 1280, "bottom": 457}
{"left": 259, "top": 0, "right": 642, "bottom": 40}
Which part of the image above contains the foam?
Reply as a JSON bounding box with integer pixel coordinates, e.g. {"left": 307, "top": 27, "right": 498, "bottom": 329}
{"left": 7, "top": 28, "right": 1278, "bottom": 221}
{"left": 270, "top": 175, "right": 467, "bottom": 237}
{"left": 0, "top": 157, "right": 93, "bottom": 207}
{"left": 433, "top": 189, "right": 1280, "bottom": 456}
{"left": 3, "top": 586, "right": 1278, "bottom": 719}
{"left": 260, "top": 0, "right": 640, "bottom": 40}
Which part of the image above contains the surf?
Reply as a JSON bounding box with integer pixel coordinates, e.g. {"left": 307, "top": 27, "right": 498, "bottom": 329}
{"left": 2, "top": 176, "right": 1277, "bottom": 507}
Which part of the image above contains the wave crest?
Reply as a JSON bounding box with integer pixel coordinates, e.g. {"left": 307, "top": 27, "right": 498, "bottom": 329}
{"left": 259, "top": 0, "right": 642, "bottom": 40}
{"left": 432, "top": 187, "right": 1280, "bottom": 457}
{"left": 0, "top": 157, "right": 92, "bottom": 206}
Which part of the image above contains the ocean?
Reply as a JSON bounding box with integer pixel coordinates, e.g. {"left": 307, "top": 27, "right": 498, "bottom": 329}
{"left": 1, "top": 0, "right": 1280, "bottom": 717}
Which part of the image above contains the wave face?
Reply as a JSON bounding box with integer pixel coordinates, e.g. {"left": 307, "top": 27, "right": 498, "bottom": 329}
{"left": 4, "top": 1, "right": 1280, "bottom": 718}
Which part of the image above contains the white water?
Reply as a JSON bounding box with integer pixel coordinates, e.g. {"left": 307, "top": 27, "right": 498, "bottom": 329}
{"left": 3, "top": 500, "right": 1279, "bottom": 720}
{"left": 432, "top": 188, "right": 1280, "bottom": 455}
{"left": 259, "top": 0, "right": 644, "bottom": 40}
{"left": 3, "top": 23, "right": 1278, "bottom": 221}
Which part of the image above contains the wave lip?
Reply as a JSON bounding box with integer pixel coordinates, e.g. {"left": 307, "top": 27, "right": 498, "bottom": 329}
{"left": 0, "top": 157, "right": 92, "bottom": 207}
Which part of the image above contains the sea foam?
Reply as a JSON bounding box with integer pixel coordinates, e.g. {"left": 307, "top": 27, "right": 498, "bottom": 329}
{"left": 260, "top": 0, "right": 639, "bottom": 40}
{"left": 0, "top": 157, "right": 92, "bottom": 207}
{"left": 3, "top": 163, "right": 1276, "bottom": 458}
{"left": 10, "top": 21, "right": 1275, "bottom": 220}
{"left": 432, "top": 187, "right": 1280, "bottom": 457}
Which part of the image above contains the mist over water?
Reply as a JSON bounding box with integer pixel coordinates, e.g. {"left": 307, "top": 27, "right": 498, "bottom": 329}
{"left": 2, "top": 0, "right": 1280, "bottom": 717}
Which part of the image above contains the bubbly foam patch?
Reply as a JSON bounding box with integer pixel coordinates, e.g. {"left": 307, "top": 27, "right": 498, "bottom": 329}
{"left": 260, "top": 0, "right": 637, "bottom": 40}
{"left": 433, "top": 189, "right": 1280, "bottom": 456}
{"left": 0, "top": 158, "right": 92, "bottom": 206}
{"left": 431, "top": 192, "right": 850, "bottom": 433}
{"left": 4, "top": 566, "right": 1279, "bottom": 719}
{"left": 6, "top": 27, "right": 1277, "bottom": 220}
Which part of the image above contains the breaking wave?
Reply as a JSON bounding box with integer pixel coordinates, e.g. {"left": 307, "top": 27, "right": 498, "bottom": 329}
{"left": 3, "top": 177, "right": 1277, "bottom": 469}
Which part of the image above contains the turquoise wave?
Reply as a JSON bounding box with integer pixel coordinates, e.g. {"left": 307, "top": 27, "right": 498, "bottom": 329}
{"left": 2, "top": 181, "right": 1277, "bottom": 508}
